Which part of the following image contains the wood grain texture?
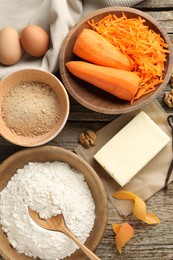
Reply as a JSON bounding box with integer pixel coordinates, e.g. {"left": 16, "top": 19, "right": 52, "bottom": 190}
{"left": 147, "top": 11, "right": 173, "bottom": 33}
{"left": 135, "top": 0, "right": 173, "bottom": 9}
{"left": 0, "top": 2, "right": 173, "bottom": 260}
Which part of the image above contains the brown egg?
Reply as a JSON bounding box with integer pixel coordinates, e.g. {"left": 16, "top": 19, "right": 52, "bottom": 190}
{"left": 21, "top": 25, "right": 49, "bottom": 57}
{"left": 0, "top": 27, "right": 22, "bottom": 65}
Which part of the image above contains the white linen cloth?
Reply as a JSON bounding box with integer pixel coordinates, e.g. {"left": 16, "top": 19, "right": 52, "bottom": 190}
{"left": 0, "top": 0, "right": 144, "bottom": 79}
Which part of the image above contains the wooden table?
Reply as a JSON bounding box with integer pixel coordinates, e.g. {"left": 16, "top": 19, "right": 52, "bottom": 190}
{"left": 0, "top": 0, "right": 173, "bottom": 259}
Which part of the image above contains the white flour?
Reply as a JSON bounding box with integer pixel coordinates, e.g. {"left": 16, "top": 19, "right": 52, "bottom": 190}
{"left": 0, "top": 161, "right": 95, "bottom": 260}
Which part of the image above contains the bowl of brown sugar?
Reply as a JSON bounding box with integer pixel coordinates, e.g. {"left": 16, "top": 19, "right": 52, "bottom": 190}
{"left": 0, "top": 68, "right": 69, "bottom": 147}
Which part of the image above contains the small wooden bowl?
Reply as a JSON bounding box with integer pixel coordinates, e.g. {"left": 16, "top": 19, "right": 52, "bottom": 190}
{"left": 59, "top": 7, "right": 173, "bottom": 114}
{"left": 0, "top": 68, "right": 69, "bottom": 147}
{"left": 0, "top": 146, "right": 108, "bottom": 260}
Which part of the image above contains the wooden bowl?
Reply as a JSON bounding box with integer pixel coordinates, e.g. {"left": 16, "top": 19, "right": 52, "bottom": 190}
{"left": 59, "top": 7, "right": 173, "bottom": 114}
{"left": 0, "top": 68, "right": 69, "bottom": 147}
{"left": 0, "top": 145, "right": 108, "bottom": 260}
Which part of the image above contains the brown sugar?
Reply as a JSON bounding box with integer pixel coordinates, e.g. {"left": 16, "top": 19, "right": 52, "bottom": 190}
{"left": 1, "top": 81, "right": 60, "bottom": 137}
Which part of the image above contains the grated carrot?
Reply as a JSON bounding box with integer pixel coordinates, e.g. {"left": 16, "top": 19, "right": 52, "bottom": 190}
{"left": 88, "top": 13, "right": 169, "bottom": 103}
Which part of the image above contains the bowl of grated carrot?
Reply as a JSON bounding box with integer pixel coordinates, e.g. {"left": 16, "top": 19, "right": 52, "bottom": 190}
{"left": 59, "top": 6, "right": 173, "bottom": 114}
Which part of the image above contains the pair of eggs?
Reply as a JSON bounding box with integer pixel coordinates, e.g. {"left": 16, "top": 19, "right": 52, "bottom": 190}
{"left": 0, "top": 25, "right": 49, "bottom": 65}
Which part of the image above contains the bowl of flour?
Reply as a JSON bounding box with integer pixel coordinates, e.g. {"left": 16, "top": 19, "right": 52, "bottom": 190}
{"left": 0, "top": 145, "right": 108, "bottom": 260}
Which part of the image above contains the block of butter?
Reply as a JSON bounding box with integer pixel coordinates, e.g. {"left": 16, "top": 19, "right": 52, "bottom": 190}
{"left": 94, "top": 111, "right": 170, "bottom": 187}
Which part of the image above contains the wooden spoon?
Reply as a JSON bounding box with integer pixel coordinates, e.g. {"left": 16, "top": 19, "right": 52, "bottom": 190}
{"left": 28, "top": 208, "right": 101, "bottom": 260}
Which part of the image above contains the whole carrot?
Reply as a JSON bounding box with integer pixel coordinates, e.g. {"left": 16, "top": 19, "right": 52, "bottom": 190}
{"left": 73, "top": 29, "right": 134, "bottom": 71}
{"left": 66, "top": 61, "right": 140, "bottom": 101}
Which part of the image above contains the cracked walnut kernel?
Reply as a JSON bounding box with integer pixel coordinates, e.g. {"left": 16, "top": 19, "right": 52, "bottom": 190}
{"left": 79, "top": 130, "right": 97, "bottom": 149}
{"left": 164, "top": 89, "right": 173, "bottom": 107}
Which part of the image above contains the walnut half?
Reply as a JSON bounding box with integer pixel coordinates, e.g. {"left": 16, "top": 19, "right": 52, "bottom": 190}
{"left": 79, "top": 130, "right": 97, "bottom": 149}
{"left": 164, "top": 89, "right": 173, "bottom": 107}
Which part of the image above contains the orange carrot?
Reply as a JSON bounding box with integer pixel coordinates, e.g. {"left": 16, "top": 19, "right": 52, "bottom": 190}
{"left": 112, "top": 191, "right": 160, "bottom": 224}
{"left": 88, "top": 13, "right": 169, "bottom": 102}
{"left": 66, "top": 61, "right": 140, "bottom": 101}
{"left": 73, "top": 28, "right": 134, "bottom": 71}
{"left": 112, "top": 222, "right": 134, "bottom": 254}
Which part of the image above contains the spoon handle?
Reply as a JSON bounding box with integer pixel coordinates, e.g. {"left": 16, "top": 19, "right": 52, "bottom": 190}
{"left": 62, "top": 226, "right": 101, "bottom": 260}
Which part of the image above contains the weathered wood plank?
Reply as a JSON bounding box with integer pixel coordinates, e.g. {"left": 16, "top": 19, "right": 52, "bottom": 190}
{"left": 68, "top": 97, "right": 117, "bottom": 122}
{"left": 135, "top": 0, "right": 173, "bottom": 9}
{"left": 96, "top": 184, "right": 173, "bottom": 260}
{"left": 0, "top": 121, "right": 107, "bottom": 163}
{"left": 147, "top": 11, "right": 173, "bottom": 33}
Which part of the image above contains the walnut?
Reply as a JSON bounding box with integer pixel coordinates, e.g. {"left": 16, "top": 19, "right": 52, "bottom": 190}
{"left": 164, "top": 89, "right": 173, "bottom": 107}
{"left": 79, "top": 130, "right": 97, "bottom": 149}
